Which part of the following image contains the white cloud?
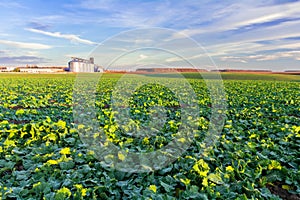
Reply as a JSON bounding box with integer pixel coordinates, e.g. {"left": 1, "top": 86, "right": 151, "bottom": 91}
{"left": 2, "top": 0, "right": 299, "bottom": 68}
{"left": 279, "top": 43, "right": 300, "bottom": 49}
{"left": 197, "top": 19, "right": 300, "bottom": 58}
{"left": 207, "top": 42, "right": 263, "bottom": 56}
{"left": 67, "top": 0, "right": 230, "bottom": 29}
{"left": 110, "top": 47, "right": 129, "bottom": 52}
{"left": 137, "top": 54, "right": 148, "bottom": 61}
{"left": 0, "top": 1, "right": 24, "bottom": 8}
{"left": 79, "top": 0, "right": 116, "bottom": 10}
{"left": 26, "top": 28, "right": 96, "bottom": 45}
{"left": 228, "top": 2, "right": 300, "bottom": 28}
{"left": 0, "top": 39, "right": 52, "bottom": 49}
{"left": 221, "top": 51, "right": 300, "bottom": 62}
{"left": 165, "top": 56, "right": 184, "bottom": 63}
{"left": 0, "top": 55, "right": 49, "bottom": 64}
{"left": 172, "top": 1, "right": 300, "bottom": 38}
{"left": 220, "top": 56, "right": 248, "bottom": 63}
{"left": 166, "top": 53, "right": 207, "bottom": 63}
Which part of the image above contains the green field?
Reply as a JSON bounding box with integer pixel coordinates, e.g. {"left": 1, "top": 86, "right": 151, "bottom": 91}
{"left": 0, "top": 73, "right": 299, "bottom": 199}
{"left": 0, "top": 72, "right": 300, "bottom": 81}
{"left": 142, "top": 72, "right": 300, "bottom": 81}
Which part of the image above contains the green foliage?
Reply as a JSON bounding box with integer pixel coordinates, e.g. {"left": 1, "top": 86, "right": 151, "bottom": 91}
{"left": 0, "top": 74, "right": 299, "bottom": 199}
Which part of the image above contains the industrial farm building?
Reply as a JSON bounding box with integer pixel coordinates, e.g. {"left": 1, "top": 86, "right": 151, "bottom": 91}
{"left": 19, "top": 68, "right": 64, "bottom": 73}
{"left": 68, "top": 57, "right": 103, "bottom": 72}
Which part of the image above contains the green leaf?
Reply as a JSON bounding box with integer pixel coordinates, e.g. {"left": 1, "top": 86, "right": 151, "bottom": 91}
{"left": 160, "top": 181, "right": 174, "bottom": 193}
{"left": 59, "top": 161, "right": 75, "bottom": 170}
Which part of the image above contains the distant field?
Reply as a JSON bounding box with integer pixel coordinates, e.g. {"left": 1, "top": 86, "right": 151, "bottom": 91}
{"left": 0, "top": 72, "right": 299, "bottom": 199}
{"left": 88, "top": 72, "right": 300, "bottom": 81}
{"left": 181, "top": 72, "right": 300, "bottom": 81}
{"left": 1, "top": 72, "right": 299, "bottom": 81}
{"left": 103, "top": 72, "right": 300, "bottom": 81}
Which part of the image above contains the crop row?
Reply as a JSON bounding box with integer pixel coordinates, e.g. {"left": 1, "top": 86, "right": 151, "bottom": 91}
{"left": 0, "top": 75, "right": 299, "bottom": 199}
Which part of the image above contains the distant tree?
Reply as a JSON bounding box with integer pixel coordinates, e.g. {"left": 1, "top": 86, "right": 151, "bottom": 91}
{"left": 13, "top": 67, "right": 20, "bottom": 72}
{"left": 64, "top": 67, "right": 70, "bottom": 72}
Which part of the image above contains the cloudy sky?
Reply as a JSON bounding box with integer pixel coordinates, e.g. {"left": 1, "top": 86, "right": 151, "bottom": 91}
{"left": 0, "top": 0, "right": 300, "bottom": 71}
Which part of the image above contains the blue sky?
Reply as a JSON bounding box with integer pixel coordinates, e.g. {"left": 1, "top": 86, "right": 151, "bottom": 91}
{"left": 0, "top": 0, "right": 300, "bottom": 71}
